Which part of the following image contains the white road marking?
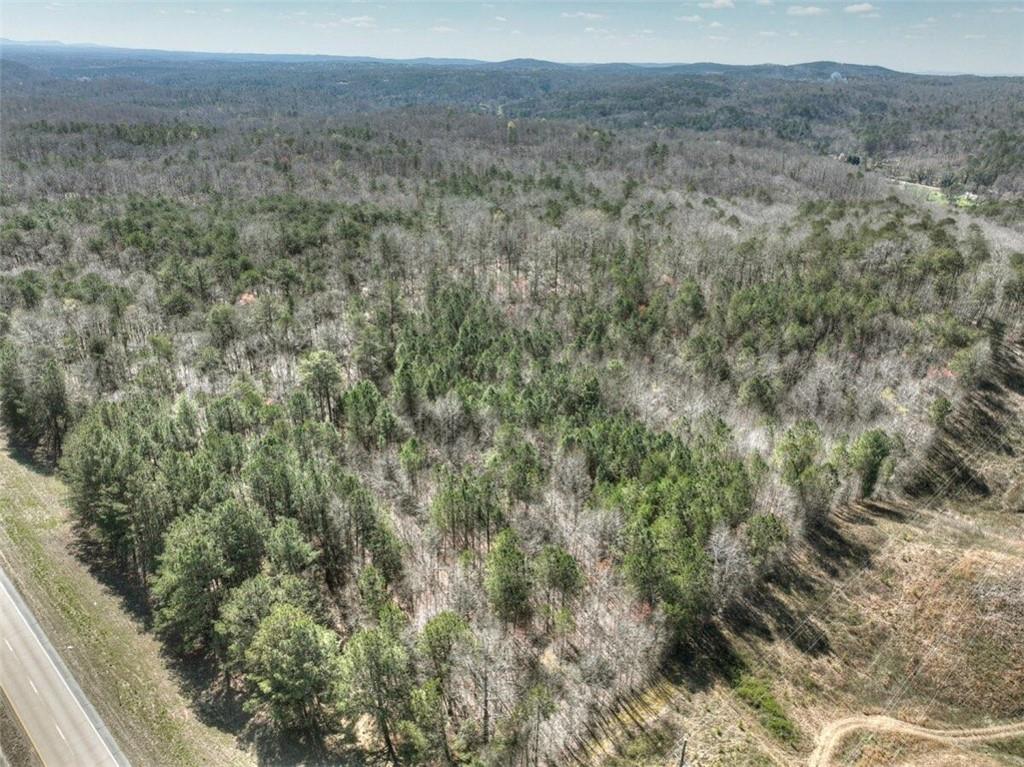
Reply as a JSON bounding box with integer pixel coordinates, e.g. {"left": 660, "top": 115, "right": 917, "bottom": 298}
{"left": 55, "top": 723, "right": 67, "bottom": 742}
{"left": 29, "top": 678, "right": 39, "bottom": 695}
{"left": 1, "top": 575, "right": 122, "bottom": 766}
{"left": 4, "top": 638, "right": 13, "bottom": 652}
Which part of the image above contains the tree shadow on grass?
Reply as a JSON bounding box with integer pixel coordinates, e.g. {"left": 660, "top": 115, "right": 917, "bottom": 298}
{"left": 556, "top": 506, "right": 888, "bottom": 766}
{"left": 2, "top": 436, "right": 55, "bottom": 477}
{"left": 722, "top": 588, "right": 834, "bottom": 659}
{"left": 245, "top": 720, "right": 371, "bottom": 767}
{"left": 157, "top": 639, "right": 364, "bottom": 766}
{"left": 3, "top": 431, "right": 156, "bottom": 628}
{"left": 707, "top": 504, "right": 895, "bottom": 665}
{"left": 151, "top": 623, "right": 366, "bottom": 766}
{"left": 804, "top": 511, "right": 873, "bottom": 578}
{"left": 671, "top": 623, "right": 747, "bottom": 691}
{"left": 67, "top": 519, "right": 155, "bottom": 627}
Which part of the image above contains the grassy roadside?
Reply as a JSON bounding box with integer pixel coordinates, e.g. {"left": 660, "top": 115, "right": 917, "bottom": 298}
{"left": 0, "top": 434, "right": 252, "bottom": 767}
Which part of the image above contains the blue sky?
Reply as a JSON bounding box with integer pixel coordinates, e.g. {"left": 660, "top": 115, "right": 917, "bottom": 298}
{"left": 3, "top": 1, "right": 1022, "bottom": 74}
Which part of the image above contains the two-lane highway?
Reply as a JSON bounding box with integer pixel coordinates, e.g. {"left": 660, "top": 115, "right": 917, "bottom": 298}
{"left": 1, "top": 567, "right": 129, "bottom": 766}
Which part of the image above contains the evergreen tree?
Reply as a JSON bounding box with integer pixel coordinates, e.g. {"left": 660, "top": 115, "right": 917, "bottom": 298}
{"left": 299, "top": 350, "right": 343, "bottom": 422}
{"left": 217, "top": 573, "right": 321, "bottom": 675}
{"left": 153, "top": 500, "right": 267, "bottom": 650}
{"left": 535, "top": 544, "right": 583, "bottom": 614}
{"left": 0, "top": 343, "right": 31, "bottom": 440}
{"left": 267, "top": 517, "right": 318, "bottom": 576}
{"left": 775, "top": 420, "right": 837, "bottom": 516}
{"left": 431, "top": 469, "right": 502, "bottom": 552}
{"left": 244, "top": 603, "right": 341, "bottom": 731}
{"left": 849, "top": 429, "right": 895, "bottom": 498}
{"left": 338, "top": 615, "right": 411, "bottom": 764}
{"left": 484, "top": 528, "right": 532, "bottom": 624}
{"left": 406, "top": 680, "right": 454, "bottom": 766}
{"left": 153, "top": 511, "right": 231, "bottom": 651}
{"left": 417, "top": 611, "right": 469, "bottom": 704}
{"left": 342, "top": 379, "right": 397, "bottom": 449}
{"left": 36, "top": 357, "right": 71, "bottom": 459}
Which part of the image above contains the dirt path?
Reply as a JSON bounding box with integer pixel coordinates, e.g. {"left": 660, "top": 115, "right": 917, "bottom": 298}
{"left": 808, "top": 715, "right": 1024, "bottom": 766}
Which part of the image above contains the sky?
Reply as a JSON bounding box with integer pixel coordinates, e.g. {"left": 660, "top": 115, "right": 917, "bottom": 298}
{"left": 2, "top": 1, "right": 1023, "bottom": 75}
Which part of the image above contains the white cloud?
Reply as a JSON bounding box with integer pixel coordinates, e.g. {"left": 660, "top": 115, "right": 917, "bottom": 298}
{"left": 429, "top": 25, "right": 456, "bottom": 33}
{"left": 759, "top": 29, "right": 779, "bottom": 36}
{"left": 314, "top": 15, "right": 376, "bottom": 29}
{"left": 561, "top": 11, "right": 605, "bottom": 19}
{"left": 708, "top": 34, "right": 730, "bottom": 40}
{"left": 708, "top": 21, "right": 725, "bottom": 28}
{"left": 787, "top": 5, "right": 826, "bottom": 16}
{"left": 676, "top": 14, "right": 702, "bottom": 23}
{"left": 339, "top": 15, "right": 375, "bottom": 28}
{"left": 494, "top": 16, "right": 507, "bottom": 22}
{"left": 756, "top": 0, "right": 774, "bottom": 5}
{"left": 964, "top": 33, "right": 987, "bottom": 38}
{"left": 844, "top": 3, "right": 875, "bottom": 13}
{"left": 699, "top": 0, "right": 734, "bottom": 8}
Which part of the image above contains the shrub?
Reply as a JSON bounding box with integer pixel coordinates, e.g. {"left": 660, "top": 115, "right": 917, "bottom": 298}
{"left": 775, "top": 421, "right": 837, "bottom": 516}
{"left": 745, "top": 514, "right": 790, "bottom": 572}
{"left": 849, "top": 429, "right": 895, "bottom": 498}
{"left": 734, "top": 674, "right": 799, "bottom": 744}
{"left": 928, "top": 396, "right": 953, "bottom": 428}
{"left": 950, "top": 342, "right": 991, "bottom": 389}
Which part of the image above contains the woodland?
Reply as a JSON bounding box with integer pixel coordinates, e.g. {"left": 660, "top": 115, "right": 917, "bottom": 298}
{"left": 1, "top": 43, "right": 1023, "bottom": 765}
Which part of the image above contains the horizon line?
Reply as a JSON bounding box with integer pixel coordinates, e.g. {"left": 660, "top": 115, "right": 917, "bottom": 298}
{"left": 5, "top": 37, "right": 1023, "bottom": 78}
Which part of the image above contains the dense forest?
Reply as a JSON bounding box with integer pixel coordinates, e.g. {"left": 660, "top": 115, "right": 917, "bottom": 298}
{"left": 1, "top": 42, "right": 1023, "bottom": 765}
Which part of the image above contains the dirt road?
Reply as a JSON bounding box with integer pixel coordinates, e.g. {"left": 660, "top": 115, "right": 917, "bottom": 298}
{"left": 808, "top": 714, "right": 1024, "bottom": 766}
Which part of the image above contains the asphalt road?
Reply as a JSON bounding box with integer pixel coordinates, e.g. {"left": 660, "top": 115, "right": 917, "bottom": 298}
{"left": 0, "top": 567, "right": 128, "bottom": 767}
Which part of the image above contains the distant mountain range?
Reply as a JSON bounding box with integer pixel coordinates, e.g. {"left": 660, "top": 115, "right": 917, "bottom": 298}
{"left": 0, "top": 38, "right": 912, "bottom": 81}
